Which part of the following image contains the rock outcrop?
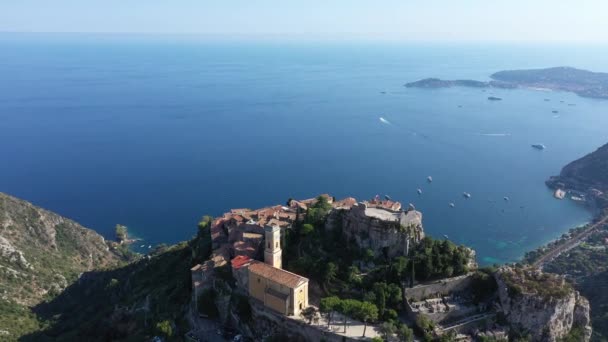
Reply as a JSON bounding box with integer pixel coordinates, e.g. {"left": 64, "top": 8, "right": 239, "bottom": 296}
{"left": 494, "top": 267, "right": 592, "bottom": 341}
{"left": 328, "top": 202, "right": 424, "bottom": 258}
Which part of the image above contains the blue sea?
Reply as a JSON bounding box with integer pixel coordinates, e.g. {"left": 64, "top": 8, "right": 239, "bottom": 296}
{"left": 2, "top": 33, "right": 608, "bottom": 265}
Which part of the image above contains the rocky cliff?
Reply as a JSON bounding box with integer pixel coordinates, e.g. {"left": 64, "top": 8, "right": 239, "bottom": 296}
{"left": 327, "top": 202, "right": 424, "bottom": 258}
{"left": 494, "top": 267, "right": 592, "bottom": 342}
{"left": 0, "top": 192, "right": 121, "bottom": 306}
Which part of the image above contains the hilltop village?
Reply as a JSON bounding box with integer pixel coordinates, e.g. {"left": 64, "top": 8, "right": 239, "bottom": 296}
{"left": 188, "top": 194, "right": 591, "bottom": 342}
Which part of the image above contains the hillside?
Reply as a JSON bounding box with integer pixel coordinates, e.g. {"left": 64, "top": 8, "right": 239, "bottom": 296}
{"left": 491, "top": 67, "right": 608, "bottom": 98}
{"left": 554, "top": 142, "right": 608, "bottom": 192}
{"left": 0, "top": 193, "right": 122, "bottom": 305}
{"left": 546, "top": 142, "right": 608, "bottom": 211}
{"left": 22, "top": 242, "right": 193, "bottom": 341}
{"left": 0, "top": 193, "right": 124, "bottom": 339}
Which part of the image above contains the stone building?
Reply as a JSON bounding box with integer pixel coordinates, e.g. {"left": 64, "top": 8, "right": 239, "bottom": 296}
{"left": 248, "top": 261, "right": 309, "bottom": 316}
{"left": 247, "top": 225, "right": 309, "bottom": 317}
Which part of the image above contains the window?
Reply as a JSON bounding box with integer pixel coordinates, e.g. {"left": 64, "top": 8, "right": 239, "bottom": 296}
{"left": 257, "top": 278, "right": 261, "bottom": 283}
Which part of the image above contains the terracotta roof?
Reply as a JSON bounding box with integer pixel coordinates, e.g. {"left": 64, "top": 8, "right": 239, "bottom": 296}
{"left": 231, "top": 255, "right": 252, "bottom": 269}
{"left": 333, "top": 197, "right": 357, "bottom": 209}
{"left": 248, "top": 261, "right": 308, "bottom": 288}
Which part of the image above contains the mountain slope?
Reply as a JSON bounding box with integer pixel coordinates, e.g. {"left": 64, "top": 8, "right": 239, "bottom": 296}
{"left": 0, "top": 192, "right": 123, "bottom": 339}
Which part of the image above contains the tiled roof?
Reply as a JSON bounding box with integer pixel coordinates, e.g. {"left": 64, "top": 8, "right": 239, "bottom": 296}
{"left": 231, "top": 255, "right": 251, "bottom": 269}
{"left": 248, "top": 261, "right": 308, "bottom": 288}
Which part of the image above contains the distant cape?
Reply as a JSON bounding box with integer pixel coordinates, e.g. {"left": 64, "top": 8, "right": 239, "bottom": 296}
{"left": 405, "top": 67, "right": 608, "bottom": 99}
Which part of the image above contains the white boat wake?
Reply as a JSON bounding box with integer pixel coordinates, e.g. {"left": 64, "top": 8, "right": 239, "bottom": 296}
{"left": 379, "top": 117, "right": 392, "bottom": 125}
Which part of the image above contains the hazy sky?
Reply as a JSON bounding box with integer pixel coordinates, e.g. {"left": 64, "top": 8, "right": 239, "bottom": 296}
{"left": 1, "top": 1, "right": 607, "bottom": 42}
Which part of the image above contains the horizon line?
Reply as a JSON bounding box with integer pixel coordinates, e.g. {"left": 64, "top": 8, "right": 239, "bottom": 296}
{"left": 1, "top": 31, "right": 607, "bottom": 45}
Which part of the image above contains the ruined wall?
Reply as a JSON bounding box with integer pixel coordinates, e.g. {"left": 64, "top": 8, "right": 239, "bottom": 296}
{"left": 405, "top": 274, "right": 474, "bottom": 302}
{"left": 328, "top": 203, "right": 425, "bottom": 258}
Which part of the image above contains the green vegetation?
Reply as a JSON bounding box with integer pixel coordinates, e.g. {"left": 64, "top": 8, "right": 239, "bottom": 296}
{"left": 114, "top": 224, "right": 128, "bottom": 242}
{"left": 413, "top": 237, "right": 471, "bottom": 281}
{"left": 544, "top": 229, "right": 608, "bottom": 278}
{"left": 396, "top": 323, "right": 414, "bottom": 342}
{"left": 544, "top": 228, "right": 608, "bottom": 341}
{"left": 414, "top": 314, "right": 435, "bottom": 341}
{"left": 0, "top": 193, "right": 131, "bottom": 340}
{"left": 319, "top": 296, "right": 379, "bottom": 337}
{"left": 559, "top": 326, "right": 587, "bottom": 342}
{"left": 21, "top": 241, "right": 193, "bottom": 341}
{"left": 195, "top": 215, "right": 213, "bottom": 262}
{"left": 523, "top": 224, "right": 594, "bottom": 265}
{"left": 501, "top": 267, "right": 572, "bottom": 300}
{"left": 284, "top": 196, "right": 471, "bottom": 326}
{"left": 155, "top": 320, "right": 173, "bottom": 338}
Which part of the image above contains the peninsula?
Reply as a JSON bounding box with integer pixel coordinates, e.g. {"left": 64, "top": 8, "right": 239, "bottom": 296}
{"left": 405, "top": 67, "right": 608, "bottom": 99}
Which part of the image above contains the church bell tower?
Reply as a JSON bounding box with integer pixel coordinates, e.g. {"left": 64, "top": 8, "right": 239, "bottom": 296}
{"left": 264, "top": 225, "right": 282, "bottom": 269}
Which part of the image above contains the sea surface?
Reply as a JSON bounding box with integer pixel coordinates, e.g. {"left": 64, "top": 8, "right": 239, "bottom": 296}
{"left": 2, "top": 34, "right": 608, "bottom": 265}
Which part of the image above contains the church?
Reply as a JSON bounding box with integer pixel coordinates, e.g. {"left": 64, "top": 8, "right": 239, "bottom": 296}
{"left": 246, "top": 225, "right": 309, "bottom": 317}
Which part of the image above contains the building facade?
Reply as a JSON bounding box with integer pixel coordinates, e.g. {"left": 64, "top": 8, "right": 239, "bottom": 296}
{"left": 248, "top": 261, "right": 308, "bottom": 316}
{"left": 247, "top": 225, "right": 309, "bottom": 317}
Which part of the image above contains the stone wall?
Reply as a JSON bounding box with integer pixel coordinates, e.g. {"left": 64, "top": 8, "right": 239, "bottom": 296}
{"left": 405, "top": 274, "right": 474, "bottom": 302}
{"left": 328, "top": 202, "right": 425, "bottom": 258}
{"left": 248, "top": 301, "right": 365, "bottom": 342}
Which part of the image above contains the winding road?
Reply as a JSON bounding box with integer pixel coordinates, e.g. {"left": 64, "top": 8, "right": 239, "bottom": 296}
{"left": 532, "top": 215, "right": 608, "bottom": 269}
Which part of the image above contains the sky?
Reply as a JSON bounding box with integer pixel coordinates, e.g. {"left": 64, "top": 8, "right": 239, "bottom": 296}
{"left": 1, "top": 0, "right": 607, "bottom": 42}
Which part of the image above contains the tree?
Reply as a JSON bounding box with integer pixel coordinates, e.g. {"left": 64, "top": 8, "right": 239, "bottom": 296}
{"left": 338, "top": 299, "right": 357, "bottom": 333}
{"left": 301, "top": 223, "right": 314, "bottom": 236}
{"left": 414, "top": 314, "right": 435, "bottom": 336}
{"left": 115, "top": 224, "right": 128, "bottom": 243}
{"left": 347, "top": 265, "right": 362, "bottom": 286}
{"left": 354, "top": 301, "right": 378, "bottom": 337}
{"left": 396, "top": 323, "right": 414, "bottom": 342}
{"left": 306, "top": 196, "right": 332, "bottom": 225}
{"left": 386, "top": 283, "right": 402, "bottom": 309}
{"left": 378, "top": 321, "right": 396, "bottom": 341}
{"left": 300, "top": 306, "right": 318, "bottom": 324}
{"left": 155, "top": 320, "right": 173, "bottom": 338}
{"left": 372, "top": 282, "right": 388, "bottom": 314}
{"left": 390, "top": 256, "right": 409, "bottom": 282}
{"left": 319, "top": 296, "right": 340, "bottom": 327}
{"left": 363, "top": 248, "right": 375, "bottom": 263}
{"left": 197, "top": 215, "right": 213, "bottom": 260}
{"left": 323, "top": 262, "right": 338, "bottom": 285}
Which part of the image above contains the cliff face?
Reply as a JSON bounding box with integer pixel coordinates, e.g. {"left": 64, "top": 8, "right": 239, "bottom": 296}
{"left": 0, "top": 192, "right": 120, "bottom": 306}
{"left": 494, "top": 267, "right": 592, "bottom": 342}
{"left": 328, "top": 203, "right": 425, "bottom": 258}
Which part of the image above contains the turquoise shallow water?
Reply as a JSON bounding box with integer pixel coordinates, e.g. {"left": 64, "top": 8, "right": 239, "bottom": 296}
{"left": 1, "top": 34, "right": 607, "bottom": 264}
